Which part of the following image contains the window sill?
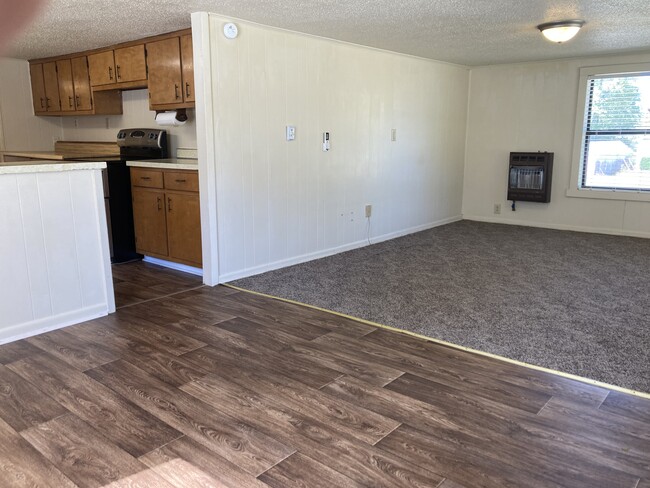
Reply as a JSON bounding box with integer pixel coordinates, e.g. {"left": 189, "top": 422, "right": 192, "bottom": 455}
{"left": 566, "top": 187, "right": 650, "bottom": 202}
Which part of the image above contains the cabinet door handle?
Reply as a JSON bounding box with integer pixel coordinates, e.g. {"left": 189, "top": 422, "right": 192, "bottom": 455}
{"left": 46, "top": 97, "right": 51, "bottom": 109}
{"left": 76, "top": 95, "right": 80, "bottom": 107}
{"left": 40, "top": 97, "right": 45, "bottom": 108}
{"left": 108, "top": 66, "right": 113, "bottom": 80}
{"left": 140, "top": 176, "right": 151, "bottom": 180}
{"left": 174, "top": 84, "right": 180, "bottom": 99}
{"left": 157, "top": 196, "right": 162, "bottom": 210}
{"left": 116, "top": 65, "right": 121, "bottom": 80}
{"left": 167, "top": 197, "right": 172, "bottom": 211}
{"left": 175, "top": 179, "right": 187, "bottom": 183}
{"left": 68, "top": 96, "right": 73, "bottom": 108}
{"left": 185, "top": 82, "right": 191, "bottom": 98}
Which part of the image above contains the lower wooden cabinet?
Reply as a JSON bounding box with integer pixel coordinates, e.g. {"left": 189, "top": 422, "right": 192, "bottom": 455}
{"left": 166, "top": 191, "right": 201, "bottom": 265}
{"left": 130, "top": 167, "right": 201, "bottom": 267}
{"left": 131, "top": 188, "right": 169, "bottom": 257}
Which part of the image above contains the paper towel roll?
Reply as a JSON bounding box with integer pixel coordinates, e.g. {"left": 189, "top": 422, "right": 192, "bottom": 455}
{"left": 155, "top": 111, "right": 187, "bottom": 127}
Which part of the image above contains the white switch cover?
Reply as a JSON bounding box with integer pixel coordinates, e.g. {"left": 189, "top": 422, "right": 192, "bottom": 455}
{"left": 322, "top": 132, "right": 330, "bottom": 151}
{"left": 391, "top": 128, "right": 397, "bottom": 142}
{"left": 286, "top": 126, "right": 296, "bottom": 141}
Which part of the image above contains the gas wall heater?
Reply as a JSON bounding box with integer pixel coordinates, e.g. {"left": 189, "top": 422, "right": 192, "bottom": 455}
{"left": 507, "top": 152, "right": 553, "bottom": 205}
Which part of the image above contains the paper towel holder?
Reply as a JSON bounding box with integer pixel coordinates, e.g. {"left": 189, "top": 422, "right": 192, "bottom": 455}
{"left": 155, "top": 109, "right": 187, "bottom": 122}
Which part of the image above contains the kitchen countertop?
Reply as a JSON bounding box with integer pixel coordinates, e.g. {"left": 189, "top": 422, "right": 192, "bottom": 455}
{"left": 0, "top": 160, "right": 107, "bottom": 175}
{"left": 127, "top": 158, "right": 198, "bottom": 170}
{"left": 1, "top": 150, "right": 121, "bottom": 161}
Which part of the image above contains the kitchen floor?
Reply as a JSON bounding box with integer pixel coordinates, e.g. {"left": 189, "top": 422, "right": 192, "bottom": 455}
{"left": 0, "top": 282, "right": 648, "bottom": 486}
{"left": 112, "top": 260, "right": 203, "bottom": 308}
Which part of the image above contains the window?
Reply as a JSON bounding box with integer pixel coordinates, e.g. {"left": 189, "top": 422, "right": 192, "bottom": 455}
{"left": 569, "top": 64, "right": 650, "bottom": 201}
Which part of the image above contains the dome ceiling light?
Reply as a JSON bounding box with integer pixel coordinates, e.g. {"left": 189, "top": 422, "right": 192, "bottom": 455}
{"left": 537, "top": 20, "right": 585, "bottom": 43}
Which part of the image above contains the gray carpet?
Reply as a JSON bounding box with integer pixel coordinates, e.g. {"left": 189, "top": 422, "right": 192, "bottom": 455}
{"left": 231, "top": 220, "right": 650, "bottom": 393}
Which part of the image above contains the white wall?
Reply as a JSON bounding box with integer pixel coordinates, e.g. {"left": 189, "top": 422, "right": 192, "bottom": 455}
{"left": 60, "top": 89, "right": 197, "bottom": 156}
{"left": 0, "top": 57, "right": 63, "bottom": 151}
{"left": 194, "top": 14, "right": 469, "bottom": 282}
{"left": 463, "top": 51, "right": 650, "bottom": 238}
{"left": 0, "top": 166, "right": 114, "bottom": 343}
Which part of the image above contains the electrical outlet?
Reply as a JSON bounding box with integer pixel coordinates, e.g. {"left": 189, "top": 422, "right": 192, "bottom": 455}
{"left": 365, "top": 204, "right": 372, "bottom": 218}
{"left": 494, "top": 203, "right": 501, "bottom": 215}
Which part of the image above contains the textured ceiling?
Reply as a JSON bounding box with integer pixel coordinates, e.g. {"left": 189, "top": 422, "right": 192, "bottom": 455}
{"left": 7, "top": 0, "right": 650, "bottom": 65}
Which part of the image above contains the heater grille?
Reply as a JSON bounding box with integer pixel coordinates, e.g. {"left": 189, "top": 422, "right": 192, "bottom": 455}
{"left": 507, "top": 152, "right": 553, "bottom": 203}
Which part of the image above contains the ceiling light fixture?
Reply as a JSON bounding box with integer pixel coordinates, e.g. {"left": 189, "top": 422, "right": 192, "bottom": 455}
{"left": 537, "top": 20, "right": 585, "bottom": 43}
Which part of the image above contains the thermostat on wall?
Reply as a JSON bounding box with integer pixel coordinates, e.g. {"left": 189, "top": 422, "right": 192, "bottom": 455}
{"left": 223, "top": 22, "right": 238, "bottom": 39}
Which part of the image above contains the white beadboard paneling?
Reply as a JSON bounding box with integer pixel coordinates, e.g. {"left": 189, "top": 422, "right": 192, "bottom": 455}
{"left": 69, "top": 170, "right": 108, "bottom": 307}
{"left": 196, "top": 14, "right": 469, "bottom": 280}
{"left": 0, "top": 168, "right": 114, "bottom": 343}
{"left": 218, "top": 215, "right": 462, "bottom": 283}
{"left": 463, "top": 52, "right": 650, "bottom": 237}
{"left": 37, "top": 174, "right": 84, "bottom": 314}
{"left": 16, "top": 174, "right": 52, "bottom": 319}
{"left": 0, "top": 176, "right": 34, "bottom": 327}
{"left": 0, "top": 58, "right": 63, "bottom": 151}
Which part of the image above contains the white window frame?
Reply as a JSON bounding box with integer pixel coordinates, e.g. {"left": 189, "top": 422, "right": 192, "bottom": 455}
{"left": 567, "top": 62, "right": 650, "bottom": 202}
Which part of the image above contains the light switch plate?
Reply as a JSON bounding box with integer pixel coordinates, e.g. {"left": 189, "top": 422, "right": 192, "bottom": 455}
{"left": 286, "top": 126, "right": 296, "bottom": 141}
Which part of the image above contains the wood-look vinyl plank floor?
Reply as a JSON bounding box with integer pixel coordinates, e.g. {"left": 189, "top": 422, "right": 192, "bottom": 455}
{"left": 85, "top": 359, "right": 295, "bottom": 477}
{"left": 178, "top": 369, "right": 445, "bottom": 487}
{"left": 111, "top": 261, "right": 202, "bottom": 308}
{"left": 313, "top": 331, "right": 553, "bottom": 414}
{"left": 0, "top": 416, "right": 76, "bottom": 488}
{"left": 139, "top": 436, "right": 269, "bottom": 488}
{"left": 0, "top": 264, "right": 647, "bottom": 487}
{"left": 21, "top": 413, "right": 149, "bottom": 488}
{"left": 7, "top": 353, "right": 183, "bottom": 458}
{"left": 365, "top": 328, "right": 613, "bottom": 407}
{"left": 0, "top": 364, "right": 68, "bottom": 432}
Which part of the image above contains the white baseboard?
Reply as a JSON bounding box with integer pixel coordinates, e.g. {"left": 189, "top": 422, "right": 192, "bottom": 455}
{"left": 463, "top": 215, "right": 650, "bottom": 239}
{"left": 0, "top": 304, "right": 109, "bottom": 345}
{"left": 220, "top": 215, "right": 462, "bottom": 282}
{"left": 143, "top": 256, "right": 204, "bottom": 276}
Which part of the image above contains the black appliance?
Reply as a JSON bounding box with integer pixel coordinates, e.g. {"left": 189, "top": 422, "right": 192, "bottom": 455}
{"left": 106, "top": 128, "right": 168, "bottom": 263}
{"left": 507, "top": 151, "right": 553, "bottom": 205}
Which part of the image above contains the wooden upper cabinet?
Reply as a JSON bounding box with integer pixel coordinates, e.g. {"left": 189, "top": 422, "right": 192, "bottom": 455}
{"left": 42, "top": 62, "right": 61, "bottom": 112}
{"left": 28, "top": 29, "right": 190, "bottom": 116}
{"left": 114, "top": 45, "right": 147, "bottom": 83}
{"left": 87, "top": 50, "right": 116, "bottom": 86}
{"left": 180, "top": 34, "right": 194, "bottom": 103}
{"left": 146, "top": 37, "right": 183, "bottom": 107}
{"left": 88, "top": 45, "right": 146, "bottom": 87}
{"left": 30, "top": 64, "right": 47, "bottom": 114}
{"left": 70, "top": 56, "right": 92, "bottom": 111}
{"left": 55, "top": 59, "right": 75, "bottom": 112}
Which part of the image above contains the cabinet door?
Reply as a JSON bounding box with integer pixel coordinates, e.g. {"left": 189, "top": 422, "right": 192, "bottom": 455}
{"left": 88, "top": 50, "right": 116, "bottom": 86}
{"left": 132, "top": 188, "right": 168, "bottom": 257}
{"left": 114, "top": 45, "right": 147, "bottom": 83}
{"left": 29, "top": 64, "right": 47, "bottom": 113}
{"left": 180, "top": 34, "right": 194, "bottom": 103}
{"left": 42, "top": 62, "right": 61, "bottom": 112}
{"left": 56, "top": 59, "right": 75, "bottom": 112}
{"left": 71, "top": 56, "right": 92, "bottom": 111}
{"left": 146, "top": 37, "right": 183, "bottom": 106}
{"left": 166, "top": 191, "right": 202, "bottom": 266}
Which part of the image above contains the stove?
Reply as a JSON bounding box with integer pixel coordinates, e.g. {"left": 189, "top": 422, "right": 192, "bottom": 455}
{"left": 105, "top": 129, "right": 167, "bottom": 263}
{"left": 117, "top": 128, "right": 168, "bottom": 159}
